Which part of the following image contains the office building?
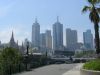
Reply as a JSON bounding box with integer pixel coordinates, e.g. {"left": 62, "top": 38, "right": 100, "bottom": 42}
{"left": 40, "top": 33, "right": 46, "bottom": 48}
{"left": 53, "top": 17, "right": 63, "bottom": 50}
{"left": 32, "top": 18, "right": 40, "bottom": 48}
{"left": 45, "top": 30, "right": 52, "bottom": 49}
{"left": 83, "top": 30, "right": 93, "bottom": 50}
{"left": 66, "top": 28, "right": 78, "bottom": 50}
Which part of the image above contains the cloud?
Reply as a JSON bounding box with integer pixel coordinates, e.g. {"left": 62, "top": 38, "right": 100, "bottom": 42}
{"left": 0, "top": 24, "right": 31, "bottom": 45}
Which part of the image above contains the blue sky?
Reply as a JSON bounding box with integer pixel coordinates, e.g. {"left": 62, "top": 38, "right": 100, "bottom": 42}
{"left": 0, "top": 0, "right": 95, "bottom": 45}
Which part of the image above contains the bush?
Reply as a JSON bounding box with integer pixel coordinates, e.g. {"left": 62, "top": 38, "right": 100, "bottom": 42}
{"left": 0, "top": 47, "right": 24, "bottom": 75}
{"left": 83, "top": 59, "right": 100, "bottom": 71}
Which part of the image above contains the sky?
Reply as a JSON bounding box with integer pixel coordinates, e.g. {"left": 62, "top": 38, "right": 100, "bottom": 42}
{"left": 0, "top": 0, "right": 96, "bottom": 45}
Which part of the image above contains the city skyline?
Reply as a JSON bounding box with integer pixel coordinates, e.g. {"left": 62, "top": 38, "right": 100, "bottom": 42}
{"left": 0, "top": 18, "right": 94, "bottom": 45}
{"left": 0, "top": 18, "right": 94, "bottom": 49}
{"left": 0, "top": 0, "right": 95, "bottom": 44}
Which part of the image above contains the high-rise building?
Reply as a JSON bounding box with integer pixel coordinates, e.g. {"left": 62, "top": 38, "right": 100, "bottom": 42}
{"left": 66, "top": 28, "right": 78, "bottom": 50}
{"left": 53, "top": 17, "right": 63, "bottom": 50}
{"left": 32, "top": 18, "right": 40, "bottom": 48}
{"left": 40, "top": 33, "right": 46, "bottom": 48}
{"left": 45, "top": 30, "right": 52, "bottom": 49}
{"left": 83, "top": 30, "right": 93, "bottom": 50}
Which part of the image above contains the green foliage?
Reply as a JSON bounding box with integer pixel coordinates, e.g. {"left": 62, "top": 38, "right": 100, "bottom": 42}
{"left": 0, "top": 47, "right": 23, "bottom": 75}
{"left": 82, "top": 0, "right": 100, "bottom": 54}
{"left": 1, "top": 47, "right": 22, "bottom": 64}
{"left": 75, "top": 52, "right": 84, "bottom": 58}
{"left": 40, "top": 55, "right": 48, "bottom": 65}
{"left": 29, "top": 55, "right": 49, "bottom": 68}
{"left": 82, "top": 0, "right": 100, "bottom": 23}
{"left": 75, "top": 50, "right": 95, "bottom": 58}
{"left": 83, "top": 59, "right": 100, "bottom": 71}
{"left": 88, "top": 0, "right": 100, "bottom": 5}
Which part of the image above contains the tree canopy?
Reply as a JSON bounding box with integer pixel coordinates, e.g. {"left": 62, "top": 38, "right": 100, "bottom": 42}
{"left": 0, "top": 47, "right": 23, "bottom": 75}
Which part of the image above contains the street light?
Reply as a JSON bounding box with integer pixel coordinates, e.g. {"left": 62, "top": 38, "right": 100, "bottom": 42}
{"left": 25, "top": 41, "right": 30, "bottom": 71}
{"left": 26, "top": 41, "right": 29, "bottom": 55}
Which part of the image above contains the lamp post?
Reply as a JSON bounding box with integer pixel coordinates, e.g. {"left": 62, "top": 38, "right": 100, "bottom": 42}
{"left": 25, "top": 41, "right": 29, "bottom": 71}
{"left": 26, "top": 41, "right": 29, "bottom": 55}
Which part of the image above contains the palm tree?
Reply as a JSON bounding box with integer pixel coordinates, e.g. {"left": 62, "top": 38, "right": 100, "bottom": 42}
{"left": 82, "top": 0, "right": 100, "bottom": 54}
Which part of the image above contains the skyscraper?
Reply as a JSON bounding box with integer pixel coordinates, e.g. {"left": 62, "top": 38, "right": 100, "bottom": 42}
{"left": 66, "top": 28, "right": 78, "bottom": 50}
{"left": 45, "top": 30, "right": 52, "bottom": 49}
{"left": 40, "top": 33, "right": 46, "bottom": 48}
{"left": 32, "top": 18, "right": 40, "bottom": 48}
{"left": 53, "top": 17, "right": 63, "bottom": 50}
{"left": 83, "top": 30, "right": 93, "bottom": 50}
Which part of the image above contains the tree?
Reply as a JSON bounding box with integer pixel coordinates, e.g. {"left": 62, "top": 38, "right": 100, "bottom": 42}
{"left": 0, "top": 47, "right": 23, "bottom": 75}
{"left": 82, "top": 0, "right": 100, "bottom": 54}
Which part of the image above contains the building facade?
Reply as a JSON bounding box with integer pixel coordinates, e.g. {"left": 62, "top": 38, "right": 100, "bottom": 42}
{"left": 66, "top": 28, "right": 78, "bottom": 50}
{"left": 45, "top": 30, "right": 52, "bottom": 50}
{"left": 53, "top": 17, "right": 63, "bottom": 51}
{"left": 40, "top": 33, "right": 46, "bottom": 48}
{"left": 32, "top": 18, "right": 40, "bottom": 48}
{"left": 83, "top": 30, "right": 93, "bottom": 50}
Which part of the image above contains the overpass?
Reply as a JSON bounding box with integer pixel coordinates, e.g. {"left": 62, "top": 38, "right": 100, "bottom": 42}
{"left": 51, "top": 57, "right": 95, "bottom": 62}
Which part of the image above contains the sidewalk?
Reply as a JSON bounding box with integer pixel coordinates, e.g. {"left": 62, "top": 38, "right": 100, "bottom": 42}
{"left": 62, "top": 63, "right": 84, "bottom": 75}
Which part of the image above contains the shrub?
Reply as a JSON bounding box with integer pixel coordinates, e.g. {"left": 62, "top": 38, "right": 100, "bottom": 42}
{"left": 0, "top": 47, "right": 23, "bottom": 75}
{"left": 83, "top": 59, "right": 100, "bottom": 71}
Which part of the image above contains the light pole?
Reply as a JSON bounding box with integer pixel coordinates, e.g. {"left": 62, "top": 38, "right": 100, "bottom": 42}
{"left": 25, "top": 41, "right": 29, "bottom": 71}
{"left": 26, "top": 41, "right": 29, "bottom": 55}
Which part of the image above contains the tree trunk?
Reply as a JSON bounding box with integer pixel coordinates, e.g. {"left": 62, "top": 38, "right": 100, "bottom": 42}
{"left": 94, "top": 23, "right": 100, "bottom": 54}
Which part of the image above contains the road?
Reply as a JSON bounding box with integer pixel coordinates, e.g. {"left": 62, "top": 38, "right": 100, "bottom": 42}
{"left": 17, "top": 64, "right": 77, "bottom": 75}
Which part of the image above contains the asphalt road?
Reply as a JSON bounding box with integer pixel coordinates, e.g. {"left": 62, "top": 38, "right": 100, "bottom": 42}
{"left": 16, "top": 64, "right": 77, "bottom": 75}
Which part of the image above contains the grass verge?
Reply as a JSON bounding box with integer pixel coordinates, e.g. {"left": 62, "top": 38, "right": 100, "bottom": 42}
{"left": 83, "top": 59, "right": 100, "bottom": 71}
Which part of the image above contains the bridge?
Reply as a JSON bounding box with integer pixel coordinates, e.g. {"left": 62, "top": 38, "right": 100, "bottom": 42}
{"left": 51, "top": 57, "right": 95, "bottom": 62}
{"left": 51, "top": 57, "right": 95, "bottom": 60}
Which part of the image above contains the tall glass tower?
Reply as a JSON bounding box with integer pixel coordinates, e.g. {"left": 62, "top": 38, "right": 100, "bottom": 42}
{"left": 53, "top": 17, "right": 63, "bottom": 51}
{"left": 83, "top": 30, "right": 93, "bottom": 50}
{"left": 45, "top": 30, "right": 52, "bottom": 49}
{"left": 32, "top": 18, "right": 40, "bottom": 48}
{"left": 66, "top": 28, "right": 78, "bottom": 48}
